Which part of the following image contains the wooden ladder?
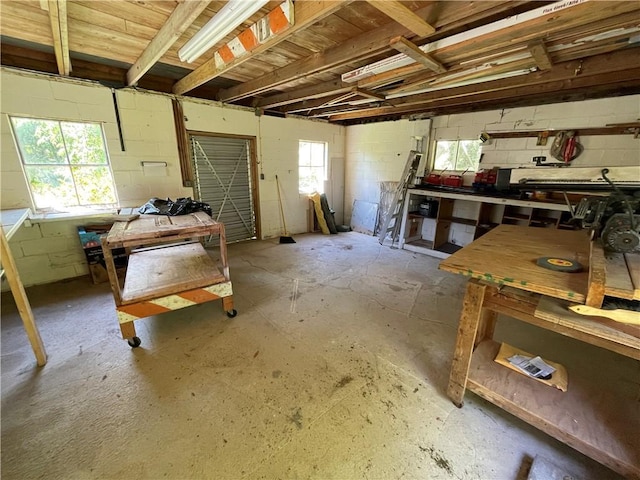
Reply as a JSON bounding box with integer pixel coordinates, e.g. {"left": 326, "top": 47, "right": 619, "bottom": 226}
{"left": 378, "top": 150, "right": 423, "bottom": 246}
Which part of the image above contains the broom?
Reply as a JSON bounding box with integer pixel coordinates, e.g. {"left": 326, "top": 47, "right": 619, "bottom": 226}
{"left": 275, "top": 175, "right": 296, "bottom": 244}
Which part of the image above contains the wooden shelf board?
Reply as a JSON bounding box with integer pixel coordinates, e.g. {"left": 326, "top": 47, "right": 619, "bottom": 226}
{"left": 532, "top": 296, "right": 640, "bottom": 354}
{"left": 447, "top": 216, "right": 476, "bottom": 226}
{"left": 604, "top": 252, "right": 640, "bottom": 301}
{"left": 467, "top": 340, "right": 640, "bottom": 479}
{"left": 407, "top": 238, "right": 434, "bottom": 249}
{"left": 503, "top": 214, "right": 531, "bottom": 221}
{"left": 121, "top": 242, "right": 225, "bottom": 304}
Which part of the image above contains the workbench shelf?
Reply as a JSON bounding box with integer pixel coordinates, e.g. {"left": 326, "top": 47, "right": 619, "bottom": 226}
{"left": 399, "top": 189, "right": 573, "bottom": 259}
{"left": 439, "top": 226, "right": 640, "bottom": 478}
{"left": 101, "top": 212, "right": 235, "bottom": 348}
{"left": 468, "top": 340, "right": 639, "bottom": 479}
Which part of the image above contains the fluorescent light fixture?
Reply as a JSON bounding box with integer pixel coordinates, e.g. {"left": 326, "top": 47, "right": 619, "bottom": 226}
{"left": 178, "top": 0, "right": 269, "bottom": 63}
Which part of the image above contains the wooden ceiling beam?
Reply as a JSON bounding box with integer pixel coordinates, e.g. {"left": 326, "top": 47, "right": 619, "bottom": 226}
{"left": 127, "top": 0, "right": 211, "bottom": 86}
{"left": 365, "top": 1, "right": 435, "bottom": 37}
{"left": 254, "top": 80, "right": 351, "bottom": 109}
{"left": 173, "top": 0, "right": 352, "bottom": 95}
{"left": 528, "top": 40, "right": 553, "bottom": 70}
{"left": 217, "top": 2, "right": 448, "bottom": 102}
{"left": 353, "top": 88, "right": 385, "bottom": 101}
{"left": 218, "top": 1, "right": 578, "bottom": 103}
{"left": 389, "top": 36, "right": 446, "bottom": 74}
{"left": 325, "top": 49, "right": 640, "bottom": 121}
{"left": 47, "top": 0, "right": 70, "bottom": 75}
{"left": 281, "top": 87, "right": 384, "bottom": 113}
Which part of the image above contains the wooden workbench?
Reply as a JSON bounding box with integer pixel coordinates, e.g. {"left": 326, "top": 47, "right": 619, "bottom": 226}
{"left": 101, "top": 212, "right": 235, "bottom": 347}
{"left": 439, "top": 225, "right": 639, "bottom": 479}
{"left": 0, "top": 209, "right": 47, "bottom": 366}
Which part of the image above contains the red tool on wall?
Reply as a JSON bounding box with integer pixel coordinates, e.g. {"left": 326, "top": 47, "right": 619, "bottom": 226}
{"left": 550, "top": 131, "right": 583, "bottom": 164}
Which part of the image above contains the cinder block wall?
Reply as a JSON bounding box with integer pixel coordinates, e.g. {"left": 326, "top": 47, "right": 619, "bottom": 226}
{"left": 432, "top": 97, "right": 640, "bottom": 170}
{"left": 344, "top": 119, "right": 431, "bottom": 222}
{"left": 344, "top": 95, "right": 640, "bottom": 231}
{"left": 0, "top": 68, "right": 345, "bottom": 289}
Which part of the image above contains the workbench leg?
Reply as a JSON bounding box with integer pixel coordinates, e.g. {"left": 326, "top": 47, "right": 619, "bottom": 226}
{"left": 447, "top": 279, "right": 492, "bottom": 408}
{"left": 101, "top": 238, "right": 123, "bottom": 305}
{"left": 476, "top": 309, "right": 497, "bottom": 348}
{"left": 119, "top": 321, "right": 136, "bottom": 340}
{"left": 222, "top": 296, "right": 234, "bottom": 312}
{"left": 1, "top": 229, "right": 47, "bottom": 367}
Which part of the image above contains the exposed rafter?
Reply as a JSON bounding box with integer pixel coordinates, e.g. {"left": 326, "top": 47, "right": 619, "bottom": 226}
{"left": 324, "top": 49, "right": 640, "bottom": 121}
{"left": 255, "top": 80, "right": 351, "bottom": 109}
{"left": 173, "top": 0, "right": 351, "bottom": 95}
{"left": 365, "top": 0, "right": 435, "bottom": 37}
{"left": 217, "top": 1, "right": 449, "bottom": 102}
{"left": 47, "top": 0, "right": 70, "bottom": 75}
{"left": 390, "top": 36, "right": 446, "bottom": 74}
{"left": 127, "top": 1, "right": 211, "bottom": 86}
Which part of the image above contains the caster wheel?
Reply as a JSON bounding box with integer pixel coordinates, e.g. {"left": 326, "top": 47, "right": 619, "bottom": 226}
{"left": 127, "top": 337, "right": 141, "bottom": 348}
{"left": 226, "top": 309, "right": 238, "bottom": 318}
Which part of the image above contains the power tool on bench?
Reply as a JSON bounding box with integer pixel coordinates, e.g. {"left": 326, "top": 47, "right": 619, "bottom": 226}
{"left": 571, "top": 169, "right": 640, "bottom": 253}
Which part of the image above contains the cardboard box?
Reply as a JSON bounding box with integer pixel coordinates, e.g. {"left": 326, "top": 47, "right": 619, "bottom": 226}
{"left": 77, "top": 225, "right": 128, "bottom": 284}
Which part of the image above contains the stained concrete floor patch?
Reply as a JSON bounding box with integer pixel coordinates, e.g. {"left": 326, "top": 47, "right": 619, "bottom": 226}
{"left": 1, "top": 232, "right": 624, "bottom": 479}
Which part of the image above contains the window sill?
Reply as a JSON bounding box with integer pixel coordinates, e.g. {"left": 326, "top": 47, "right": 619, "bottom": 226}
{"left": 30, "top": 208, "right": 119, "bottom": 223}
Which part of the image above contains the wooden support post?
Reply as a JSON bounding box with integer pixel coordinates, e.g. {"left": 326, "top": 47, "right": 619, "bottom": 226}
{"left": 447, "top": 279, "right": 491, "bottom": 407}
{"left": 101, "top": 236, "right": 123, "bottom": 306}
{"left": 476, "top": 308, "right": 497, "bottom": 348}
{"left": 119, "top": 321, "right": 136, "bottom": 340}
{"left": 222, "top": 296, "right": 234, "bottom": 312}
{"left": 0, "top": 229, "right": 47, "bottom": 366}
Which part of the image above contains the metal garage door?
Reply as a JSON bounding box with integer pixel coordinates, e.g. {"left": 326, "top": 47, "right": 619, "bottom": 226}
{"left": 190, "top": 134, "right": 257, "bottom": 243}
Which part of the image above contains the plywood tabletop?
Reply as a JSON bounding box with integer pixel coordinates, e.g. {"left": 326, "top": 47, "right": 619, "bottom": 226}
{"left": 0, "top": 208, "right": 30, "bottom": 239}
{"left": 105, "top": 212, "right": 220, "bottom": 245}
{"left": 121, "top": 242, "right": 225, "bottom": 304}
{"left": 439, "top": 225, "right": 591, "bottom": 302}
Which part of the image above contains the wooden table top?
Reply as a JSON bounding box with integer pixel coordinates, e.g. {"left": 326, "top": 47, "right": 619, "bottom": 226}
{"left": 104, "top": 212, "right": 220, "bottom": 246}
{"left": 438, "top": 225, "right": 591, "bottom": 302}
{"left": 0, "top": 208, "right": 30, "bottom": 239}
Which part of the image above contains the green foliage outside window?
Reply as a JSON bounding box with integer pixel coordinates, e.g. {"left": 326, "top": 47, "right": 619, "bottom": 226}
{"left": 299, "top": 140, "right": 327, "bottom": 194}
{"left": 10, "top": 117, "right": 117, "bottom": 210}
{"left": 433, "top": 139, "right": 481, "bottom": 172}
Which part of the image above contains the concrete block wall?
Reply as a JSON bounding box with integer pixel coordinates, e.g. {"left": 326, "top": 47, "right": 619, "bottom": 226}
{"left": 344, "top": 118, "right": 431, "bottom": 223}
{"left": 431, "top": 96, "right": 640, "bottom": 172}
{"left": 182, "top": 100, "right": 345, "bottom": 237}
{"left": 0, "top": 68, "right": 346, "bottom": 288}
{"left": 1, "top": 218, "right": 102, "bottom": 292}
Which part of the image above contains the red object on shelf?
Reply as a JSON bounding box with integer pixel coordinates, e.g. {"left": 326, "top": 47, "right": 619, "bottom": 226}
{"left": 473, "top": 170, "right": 497, "bottom": 185}
{"left": 425, "top": 173, "right": 442, "bottom": 185}
{"left": 443, "top": 175, "right": 463, "bottom": 187}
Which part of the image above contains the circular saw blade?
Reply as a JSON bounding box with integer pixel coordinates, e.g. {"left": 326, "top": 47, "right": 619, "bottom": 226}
{"left": 536, "top": 257, "right": 583, "bottom": 273}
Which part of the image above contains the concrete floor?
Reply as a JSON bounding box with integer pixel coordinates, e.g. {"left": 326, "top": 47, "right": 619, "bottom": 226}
{"left": 1, "top": 232, "right": 627, "bottom": 479}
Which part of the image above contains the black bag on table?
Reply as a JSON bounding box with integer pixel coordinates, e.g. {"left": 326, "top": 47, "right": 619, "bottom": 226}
{"left": 138, "top": 197, "right": 212, "bottom": 217}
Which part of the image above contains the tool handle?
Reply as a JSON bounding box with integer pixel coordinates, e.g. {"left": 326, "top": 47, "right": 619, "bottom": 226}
{"left": 275, "top": 175, "right": 288, "bottom": 235}
{"left": 569, "top": 304, "right": 640, "bottom": 325}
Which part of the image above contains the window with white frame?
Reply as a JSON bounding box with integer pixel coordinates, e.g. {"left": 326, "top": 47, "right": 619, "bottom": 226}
{"left": 432, "top": 139, "right": 482, "bottom": 172}
{"left": 298, "top": 140, "right": 327, "bottom": 194}
{"left": 10, "top": 117, "right": 118, "bottom": 211}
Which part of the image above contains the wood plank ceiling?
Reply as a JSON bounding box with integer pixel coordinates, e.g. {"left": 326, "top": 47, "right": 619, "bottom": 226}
{"left": 1, "top": 0, "right": 639, "bottom": 125}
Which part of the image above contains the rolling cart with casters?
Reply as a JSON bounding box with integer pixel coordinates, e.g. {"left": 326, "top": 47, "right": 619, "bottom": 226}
{"left": 101, "top": 212, "right": 236, "bottom": 348}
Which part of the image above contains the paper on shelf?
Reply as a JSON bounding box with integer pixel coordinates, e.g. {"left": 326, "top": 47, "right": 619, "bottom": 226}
{"left": 494, "top": 342, "right": 568, "bottom": 392}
